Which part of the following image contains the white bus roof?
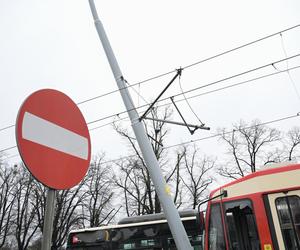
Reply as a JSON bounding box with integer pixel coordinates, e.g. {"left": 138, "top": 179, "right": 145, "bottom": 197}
{"left": 69, "top": 216, "right": 197, "bottom": 234}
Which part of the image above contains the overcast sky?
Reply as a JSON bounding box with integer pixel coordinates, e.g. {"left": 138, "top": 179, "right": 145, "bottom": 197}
{"left": 1, "top": 0, "right": 300, "bottom": 176}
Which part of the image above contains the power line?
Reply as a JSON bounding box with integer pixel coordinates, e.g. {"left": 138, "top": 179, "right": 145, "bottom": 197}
{"left": 0, "top": 145, "right": 17, "bottom": 153}
{"left": 1, "top": 24, "right": 300, "bottom": 133}
{"left": 280, "top": 33, "right": 300, "bottom": 103}
{"left": 178, "top": 73, "right": 204, "bottom": 125}
{"left": 1, "top": 58, "right": 300, "bottom": 153}
{"left": 86, "top": 54, "right": 300, "bottom": 126}
{"left": 2, "top": 154, "right": 19, "bottom": 161}
{"left": 184, "top": 24, "right": 300, "bottom": 70}
{"left": 3, "top": 112, "right": 300, "bottom": 162}
{"left": 95, "top": 112, "right": 300, "bottom": 164}
{"left": 165, "top": 113, "right": 300, "bottom": 149}
{"left": 156, "top": 65, "right": 300, "bottom": 111}
{"left": 0, "top": 124, "right": 15, "bottom": 132}
{"left": 88, "top": 64, "right": 300, "bottom": 131}
{"left": 78, "top": 24, "right": 300, "bottom": 105}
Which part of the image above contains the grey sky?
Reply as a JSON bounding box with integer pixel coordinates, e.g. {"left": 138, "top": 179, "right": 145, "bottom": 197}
{"left": 1, "top": 0, "right": 300, "bottom": 170}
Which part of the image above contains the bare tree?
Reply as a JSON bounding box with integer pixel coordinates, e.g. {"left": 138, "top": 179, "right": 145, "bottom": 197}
{"left": 113, "top": 107, "right": 182, "bottom": 215}
{"left": 114, "top": 157, "right": 153, "bottom": 216}
{"left": 52, "top": 183, "right": 88, "bottom": 249}
{"left": 179, "top": 146, "right": 214, "bottom": 209}
{"left": 284, "top": 126, "right": 300, "bottom": 161}
{"left": 218, "top": 120, "right": 281, "bottom": 179}
{"left": 32, "top": 177, "right": 87, "bottom": 248}
{"left": 31, "top": 181, "right": 46, "bottom": 236}
{"left": 113, "top": 107, "right": 213, "bottom": 215}
{"left": 12, "top": 165, "right": 40, "bottom": 250}
{"left": 82, "top": 154, "right": 118, "bottom": 227}
{"left": 0, "top": 161, "right": 16, "bottom": 248}
{"left": 165, "top": 148, "right": 186, "bottom": 209}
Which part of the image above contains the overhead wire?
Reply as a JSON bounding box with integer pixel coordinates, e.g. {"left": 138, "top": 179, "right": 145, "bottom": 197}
{"left": 183, "top": 24, "right": 300, "bottom": 70}
{"left": 93, "top": 112, "right": 300, "bottom": 164}
{"left": 123, "top": 77, "right": 150, "bottom": 107}
{"left": 1, "top": 24, "right": 300, "bottom": 133}
{"left": 2, "top": 58, "right": 300, "bottom": 151}
{"left": 78, "top": 24, "right": 300, "bottom": 105}
{"left": 0, "top": 145, "right": 17, "bottom": 153}
{"left": 88, "top": 64, "right": 300, "bottom": 131}
{"left": 1, "top": 59, "right": 300, "bottom": 155}
{"left": 86, "top": 53, "right": 300, "bottom": 125}
{"left": 280, "top": 33, "right": 300, "bottom": 102}
{"left": 0, "top": 124, "right": 15, "bottom": 132}
{"left": 165, "top": 113, "right": 300, "bottom": 149}
{"left": 5, "top": 112, "right": 299, "bottom": 163}
{"left": 178, "top": 70, "right": 204, "bottom": 125}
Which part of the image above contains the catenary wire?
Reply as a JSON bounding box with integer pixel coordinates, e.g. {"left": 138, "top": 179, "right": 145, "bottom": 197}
{"left": 86, "top": 53, "right": 300, "bottom": 125}
{"left": 1, "top": 59, "right": 300, "bottom": 155}
{"left": 96, "top": 112, "right": 300, "bottom": 164}
{"left": 0, "top": 124, "right": 15, "bottom": 132}
{"left": 77, "top": 24, "right": 300, "bottom": 105}
{"left": 88, "top": 64, "right": 300, "bottom": 131}
{"left": 280, "top": 33, "right": 300, "bottom": 102}
{"left": 2, "top": 109, "right": 300, "bottom": 161}
{"left": 5, "top": 112, "right": 299, "bottom": 163}
{"left": 1, "top": 25, "right": 300, "bottom": 132}
{"left": 178, "top": 73, "right": 204, "bottom": 125}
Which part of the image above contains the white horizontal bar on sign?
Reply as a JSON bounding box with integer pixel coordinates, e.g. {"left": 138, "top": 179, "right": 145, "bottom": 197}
{"left": 22, "top": 112, "right": 89, "bottom": 160}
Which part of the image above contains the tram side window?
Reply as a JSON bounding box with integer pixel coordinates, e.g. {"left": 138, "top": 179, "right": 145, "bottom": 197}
{"left": 275, "top": 195, "right": 300, "bottom": 250}
{"left": 208, "top": 203, "right": 226, "bottom": 250}
{"left": 224, "top": 199, "right": 260, "bottom": 250}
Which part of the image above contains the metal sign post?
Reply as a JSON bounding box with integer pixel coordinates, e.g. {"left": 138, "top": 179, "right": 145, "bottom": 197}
{"left": 88, "top": 1, "right": 193, "bottom": 249}
{"left": 41, "top": 188, "right": 56, "bottom": 250}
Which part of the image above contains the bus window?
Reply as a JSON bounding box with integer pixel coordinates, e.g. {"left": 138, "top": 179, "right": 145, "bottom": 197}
{"left": 67, "top": 210, "right": 203, "bottom": 250}
{"left": 118, "top": 218, "right": 202, "bottom": 250}
{"left": 224, "top": 199, "right": 260, "bottom": 250}
{"left": 275, "top": 195, "right": 300, "bottom": 249}
{"left": 208, "top": 203, "right": 226, "bottom": 250}
{"left": 67, "top": 230, "right": 111, "bottom": 250}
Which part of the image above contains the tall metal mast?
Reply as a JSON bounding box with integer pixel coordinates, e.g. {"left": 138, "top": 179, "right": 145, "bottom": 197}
{"left": 88, "top": 1, "right": 193, "bottom": 249}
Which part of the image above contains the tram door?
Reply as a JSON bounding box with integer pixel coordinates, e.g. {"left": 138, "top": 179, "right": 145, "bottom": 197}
{"left": 266, "top": 190, "right": 300, "bottom": 250}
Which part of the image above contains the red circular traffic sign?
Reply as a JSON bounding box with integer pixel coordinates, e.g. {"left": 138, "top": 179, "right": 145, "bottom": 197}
{"left": 16, "top": 89, "right": 91, "bottom": 189}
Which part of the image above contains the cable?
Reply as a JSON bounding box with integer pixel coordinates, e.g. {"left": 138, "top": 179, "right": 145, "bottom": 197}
{"left": 1, "top": 57, "right": 300, "bottom": 148}
{"left": 0, "top": 145, "right": 17, "bottom": 153}
{"left": 280, "top": 33, "right": 300, "bottom": 102}
{"left": 124, "top": 78, "right": 150, "bottom": 105}
{"left": 4, "top": 112, "right": 300, "bottom": 164}
{"left": 165, "top": 113, "right": 300, "bottom": 149}
{"left": 102, "top": 112, "right": 300, "bottom": 163}
{"left": 157, "top": 65, "right": 300, "bottom": 111}
{"left": 1, "top": 25, "right": 300, "bottom": 132}
{"left": 0, "top": 124, "right": 15, "bottom": 132}
{"left": 78, "top": 24, "right": 300, "bottom": 105}
{"left": 86, "top": 54, "right": 300, "bottom": 125}
{"left": 88, "top": 64, "right": 300, "bottom": 131}
{"left": 2, "top": 154, "right": 19, "bottom": 161}
{"left": 173, "top": 53, "right": 300, "bottom": 98}
{"left": 184, "top": 25, "right": 300, "bottom": 69}
{"left": 178, "top": 73, "right": 204, "bottom": 125}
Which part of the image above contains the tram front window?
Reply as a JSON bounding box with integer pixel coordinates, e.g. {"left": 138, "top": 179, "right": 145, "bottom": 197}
{"left": 224, "top": 199, "right": 260, "bottom": 250}
{"left": 208, "top": 203, "right": 226, "bottom": 250}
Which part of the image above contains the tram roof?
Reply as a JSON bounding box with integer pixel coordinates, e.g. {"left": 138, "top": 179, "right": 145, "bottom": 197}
{"left": 210, "top": 163, "right": 300, "bottom": 200}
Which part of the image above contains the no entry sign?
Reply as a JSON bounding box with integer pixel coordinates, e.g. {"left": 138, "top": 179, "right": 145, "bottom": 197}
{"left": 16, "top": 89, "right": 91, "bottom": 189}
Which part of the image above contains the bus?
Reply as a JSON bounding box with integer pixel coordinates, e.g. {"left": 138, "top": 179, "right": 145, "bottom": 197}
{"left": 67, "top": 162, "right": 300, "bottom": 250}
{"left": 66, "top": 210, "right": 203, "bottom": 249}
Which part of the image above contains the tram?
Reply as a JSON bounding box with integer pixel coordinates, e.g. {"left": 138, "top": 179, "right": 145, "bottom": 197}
{"left": 67, "top": 163, "right": 300, "bottom": 250}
